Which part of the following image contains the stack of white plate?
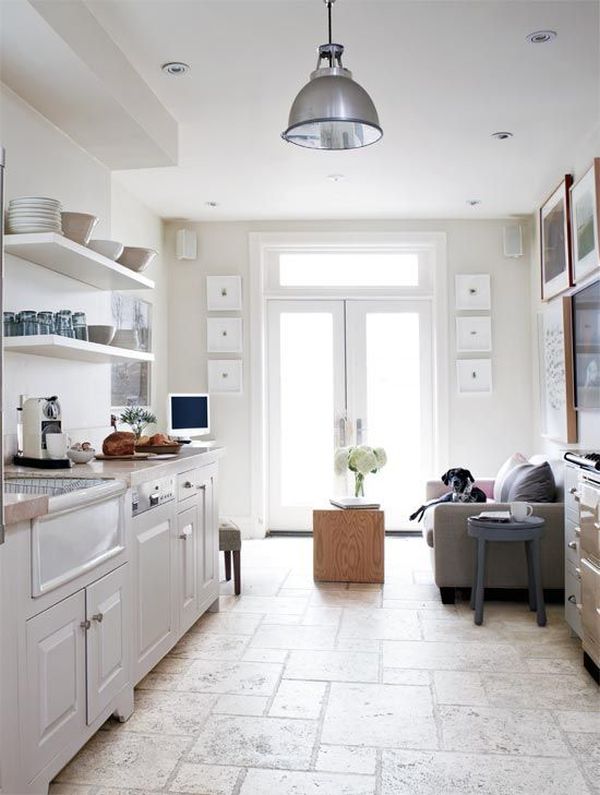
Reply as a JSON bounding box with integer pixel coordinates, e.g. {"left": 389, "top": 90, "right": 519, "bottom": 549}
{"left": 6, "top": 197, "right": 62, "bottom": 234}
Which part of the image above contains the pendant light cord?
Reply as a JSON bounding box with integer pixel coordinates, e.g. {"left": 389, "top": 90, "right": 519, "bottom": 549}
{"left": 327, "top": 1, "right": 332, "bottom": 46}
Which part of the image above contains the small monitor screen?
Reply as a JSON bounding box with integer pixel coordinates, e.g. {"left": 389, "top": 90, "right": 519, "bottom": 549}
{"left": 168, "top": 394, "right": 210, "bottom": 435}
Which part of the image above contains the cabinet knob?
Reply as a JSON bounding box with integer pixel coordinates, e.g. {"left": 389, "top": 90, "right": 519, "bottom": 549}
{"left": 179, "top": 526, "right": 192, "bottom": 540}
{"left": 568, "top": 594, "right": 577, "bottom": 604}
{"left": 568, "top": 541, "right": 577, "bottom": 550}
{"left": 574, "top": 526, "right": 581, "bottom": 537}
{"left": 575, "top": 567, "right": 581, "bottom": 580}
{"left": 80, "top": 620, "right": 91, "bottom": 630}
{"left": 569, "top": 488, "right": 580, "bottom": 501}
{"left": 184, "top": 481, "right": 193, "bottom": 489}
{"left": 92, "top": 613, "right": 104, "bottom": 623}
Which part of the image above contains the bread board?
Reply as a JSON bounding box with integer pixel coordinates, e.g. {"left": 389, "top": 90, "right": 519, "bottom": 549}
{"left": 94, "top": 452, "right": 153, "bottom": 460}
{"left": 134, "top": 443, "right": 182, "bottom": 454}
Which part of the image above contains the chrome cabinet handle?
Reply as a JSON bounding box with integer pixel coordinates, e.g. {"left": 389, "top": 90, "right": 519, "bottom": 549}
{"left": 92, "top": 613, "right": 104, "bottom": 623}
{"left": 567, "top": 541, "right": 577, "bottom": 550}
{"left": 569, "top": 487, "right": 580, "bottom": 502}
{"left": 197, "top": 484, "right": 206, "bottom": 491}
{"left": 568, "top": 594, "right": 577, "bottom": 604}
{"left": 184, "top": 481, "right": 193, "bottom": 489}
{"left": 575, "top": 567, "right": 581, "bottom": 580}
{"left": 80, "top": 620, "right": 91, "bottom": 630}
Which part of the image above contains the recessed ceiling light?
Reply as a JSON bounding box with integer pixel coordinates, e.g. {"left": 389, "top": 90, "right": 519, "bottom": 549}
{"left": 491, "top": 131, "right": 513, "bottom": 141}
{"left": 205, "top": 201, "right": 219, "bottom": 208}
{"left": 161, "top": 61, "right": 190, "bottom": 76}
{"left": 466, "top": 199, "right": 482, "bottom": 207}
{"left": 526, "top": 30, "right": 557, "bottom": 44}
{"left": 327, "top": 174, "right": 345, "bottom": 183}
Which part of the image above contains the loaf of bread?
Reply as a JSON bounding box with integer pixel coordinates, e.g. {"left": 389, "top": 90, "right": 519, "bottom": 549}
{"left": 102, "top": 431, "right": 136, "bottom": 456}
{"left": 148, "top": 433, "right": 171, "bottom": 446}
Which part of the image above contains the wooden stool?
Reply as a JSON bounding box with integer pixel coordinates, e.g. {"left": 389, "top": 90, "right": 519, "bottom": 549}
{"left": 467, "top": 516, "right": 546, "bottom": 626}
{"left": 219, "top": 521, "right": 241, "bottom": 595}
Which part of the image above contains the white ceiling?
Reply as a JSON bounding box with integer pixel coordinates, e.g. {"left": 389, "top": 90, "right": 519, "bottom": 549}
{"left": 6, "top": 1, "right": 600, "bottom": 220}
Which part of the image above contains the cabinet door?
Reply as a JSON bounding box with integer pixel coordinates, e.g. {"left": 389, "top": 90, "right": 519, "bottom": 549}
{"left": 197, "top": 470, "right": 219, "bottom": 606}
{"left": 177, "top": 504, "right": 200, "bottom": 634}
{"left": 133, "top": 505, "right": 177, "bottom": 683}
{"left": 24, "top": 591, "right": 86, "bottom": 778}
{"left": 86, "top": 565, "right": 129, "bottom": 724}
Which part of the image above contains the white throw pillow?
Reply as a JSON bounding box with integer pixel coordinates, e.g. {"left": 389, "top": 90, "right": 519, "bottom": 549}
{"left": 493, "top": 453, "right": 527, "bottom": 501}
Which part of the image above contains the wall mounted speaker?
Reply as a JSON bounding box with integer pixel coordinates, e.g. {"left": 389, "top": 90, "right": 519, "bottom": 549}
{"left": 503, "top": 224, "right": 523, "bottom": 258}
{"left": 176, "top": 229, "right": 197, "bottom": 260}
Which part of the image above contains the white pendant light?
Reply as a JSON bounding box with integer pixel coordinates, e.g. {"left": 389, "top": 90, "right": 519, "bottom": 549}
{"left": 282, "top": 0, "right": 382, "bottom": 150}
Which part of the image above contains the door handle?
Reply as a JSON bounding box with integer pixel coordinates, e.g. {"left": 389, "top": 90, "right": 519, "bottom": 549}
{"left": 91, "top": 613, "right": 104, "bottom": 623}
{"left": 338, "top": 416, "right": 346, "bottom": 447}
{"left": 179, "top": 526, "right": 192, "bottom": 540}
{"left": 567, "top": 541, "right": 577, "bottom": 550}
{"left": 356, "top": 418, "right": 364, "bottom": 445}
{"left": 568, "top": 594, "right": 577, "bottom": 604}
{"left": 80, "top": 620, "right": 91, "bottom": 630}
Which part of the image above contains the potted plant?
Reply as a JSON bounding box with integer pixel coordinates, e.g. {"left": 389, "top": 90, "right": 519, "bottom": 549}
{"left": 119, "top": 406, "right": 157, "bottom": 439}
{"left": 335, "top": 445, "right": 387, "bottom": 497}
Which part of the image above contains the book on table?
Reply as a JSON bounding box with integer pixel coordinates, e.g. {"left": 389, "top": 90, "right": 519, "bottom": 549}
{"left": 472, "top": 510, "right": 512, "bottom": 523}
{"left": 329, "top": 497, "right": 381, "bottom": 510}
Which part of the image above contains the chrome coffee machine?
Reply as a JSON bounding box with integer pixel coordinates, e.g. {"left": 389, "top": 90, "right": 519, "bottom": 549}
{"left": 15, "top": 395, "right": 68, "bottom": 468}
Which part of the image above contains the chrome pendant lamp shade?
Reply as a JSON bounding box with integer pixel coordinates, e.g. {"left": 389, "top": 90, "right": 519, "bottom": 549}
{"left": 282, "top": 1, "right": 382, "bottom": 150}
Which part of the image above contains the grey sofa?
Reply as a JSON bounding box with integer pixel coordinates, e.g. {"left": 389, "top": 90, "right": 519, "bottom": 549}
{"left": 422, "top": 459, "right": 565, "bottom": 604}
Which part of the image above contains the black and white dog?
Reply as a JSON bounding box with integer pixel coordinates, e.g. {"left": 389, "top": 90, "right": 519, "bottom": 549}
{"left": 409, "top": 468, "right": 487, "bottom": 522}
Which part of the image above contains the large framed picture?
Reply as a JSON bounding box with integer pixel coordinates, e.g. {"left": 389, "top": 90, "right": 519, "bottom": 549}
{"left": 571, "top": 159, "right": 600, "bottom": 283}
{"left": 540, "top": 296, "right": 577, "bottom": 442}
{"left": 540, "top": 175, "right": 573, "bottom": 301}
{"left": 571, "top": 279, "right": 600, "bottom": 411}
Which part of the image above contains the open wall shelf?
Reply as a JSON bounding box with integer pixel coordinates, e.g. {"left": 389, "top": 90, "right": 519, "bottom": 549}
{"left": 4, "top": 335, "right": 154, "bottom": 363}
{"left": 5, "top": 233, "right": 155, "bottom": 291}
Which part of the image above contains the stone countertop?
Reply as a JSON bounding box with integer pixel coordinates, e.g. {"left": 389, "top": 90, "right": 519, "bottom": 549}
{"left": 4, "top": 445, "right": 224, "bottom": 524}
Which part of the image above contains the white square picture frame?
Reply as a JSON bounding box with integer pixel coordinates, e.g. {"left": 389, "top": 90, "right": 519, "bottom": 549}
{"left": 207, "top": 317, "right": 243, "bottom": 353}
{"left": 455, "top": 274, "right": 491, "bottom": 311}
{"left": 457, "top": 359, "right": 492, "bottom": 393}
{"left": 206, "top": 275, "right": 242, "bottom": 311}
{"left": 208, "top": 359, "right": 243, "bottom": 394}
{"left": 456, "top": 316, "right": 492, "bottom": 353}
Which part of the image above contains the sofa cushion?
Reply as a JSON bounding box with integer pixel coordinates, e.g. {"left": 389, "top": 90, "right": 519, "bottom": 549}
{"left": 493, "top": 452, "right": 527, "bottom": 501}
{"left": 506, "top": 461, "right": 556, "bottom": 503}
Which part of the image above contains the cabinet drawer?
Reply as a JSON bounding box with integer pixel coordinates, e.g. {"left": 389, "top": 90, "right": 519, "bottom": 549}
{"left": 177, "top": 469, "right": 207, "bottom": 503}
{"left": 581, "top": 558, "right": 600, "bottom": 646}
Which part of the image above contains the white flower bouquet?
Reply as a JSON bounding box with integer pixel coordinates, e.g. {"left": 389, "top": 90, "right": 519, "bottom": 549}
{"left": 335, "top": 445, "right": 387, "bottom": 498}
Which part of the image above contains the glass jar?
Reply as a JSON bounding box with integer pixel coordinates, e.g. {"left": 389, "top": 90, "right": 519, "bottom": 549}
{"left": 37, "top": 311, "right": 55, "bottom": 335}
{"left": 54, "top": 310, "right": 74, "bottom": 338}
{"left": 3, "top": 312, "right": 16, "bottom": 337}
{"left": 19, "top": 310, "right": 39, "bottom": 336}
{"left": 72, "top": 312, "right": 88, "bottom": 341}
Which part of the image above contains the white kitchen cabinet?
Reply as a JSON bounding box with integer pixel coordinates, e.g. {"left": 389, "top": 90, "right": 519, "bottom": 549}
{"left": 86, "top": 566, "right": 129, "bottom": 723}
{"left": 23, "top": 591, "right": 87, "bottom": 779}
{"left": 132, "top": 502, "right": 178, "bottom": 684}
{"left": 177, "top": 504, "right": 200, "bottom": 635}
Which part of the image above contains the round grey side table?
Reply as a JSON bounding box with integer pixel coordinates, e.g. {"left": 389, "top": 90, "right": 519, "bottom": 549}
{"left": 467, "top": 516, "right": 546, "bottom": 627}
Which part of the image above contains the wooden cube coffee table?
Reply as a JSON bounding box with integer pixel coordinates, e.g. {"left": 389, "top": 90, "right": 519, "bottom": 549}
{"left": 313, "top": 508, "right": 384, "bottom": 583}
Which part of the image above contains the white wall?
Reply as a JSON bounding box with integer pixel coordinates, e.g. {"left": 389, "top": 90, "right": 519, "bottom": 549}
{"left": 1, "top": 84, "right": 167, "bottom": 453}
{"left": 164, "top": 218, "right": 535, "bottom": 533}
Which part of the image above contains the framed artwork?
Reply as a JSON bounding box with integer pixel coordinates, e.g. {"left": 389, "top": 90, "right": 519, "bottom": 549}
{"left": 456, "top": 316, "right": 492, "bottom": 353}
{"left": 111, "top": 294, "right": 152, "bottom": 409}
{"left": 208, "top": 359, "right": 243, "bottom": 394}
{"left": 571, "top": 159, "right": 600, "bottom": 283}
{"left": 571, "top": 279, "right": 600, "bottom": 411}
{"left": 541, "top": 296, "right": 577, "bottom": 442}
{"left": 540, "top": 175, "right": 573, "bottom": 301}
{"left": 455, "top": 274, "right": 491, "bottom": 311}
{"left": 207, "top": 317, "right": 243, "bottom": 353}
{"left": 206, "top": 275, "right": 242, "bottom": 311}
{"left": 456, "top": 359, "right": 492, "bottom": 393}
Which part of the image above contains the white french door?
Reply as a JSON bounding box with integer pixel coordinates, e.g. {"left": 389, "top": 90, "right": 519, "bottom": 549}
{"left": 267, "top": 299, "right": 433, "bottom": 531}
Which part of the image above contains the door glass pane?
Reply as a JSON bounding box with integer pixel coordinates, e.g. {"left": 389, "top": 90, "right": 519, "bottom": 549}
{"left": 279, "top": 313, "right": 334, "bottom": 506}
{"left": 280, "top": 253, "right": 419, "bottom": 287}
{"left": 363, "top": 313, "right": 422, "bottom": 521}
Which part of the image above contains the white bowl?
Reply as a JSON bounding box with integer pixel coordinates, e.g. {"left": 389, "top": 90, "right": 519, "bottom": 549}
{"left": 88, "top": 239, "right": 124, "bottom": 260}
{"left": 117, "top": 246, "right": 157, "bottom": 273}
{"left": 88, "top": 325, "right": 116, "bottom": 345}
{"left": 67, "top": 448, "right": 96, "bottom": 464}
{"left": 61, "top": 212, "right": 99, "bottom": 245}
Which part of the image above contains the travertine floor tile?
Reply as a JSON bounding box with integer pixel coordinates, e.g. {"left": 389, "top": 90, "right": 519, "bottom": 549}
{"left": 56, "top": 733, "right": 184, "bottom": 789}
{"left": 269, "top": 679, "right": 327, "bottom": 719}
{"left": 187, "top": 715, "right": 317, "bottom": 770}
{"left": 251, "top": 624, "right": 335, "bottom": 650}
{"left": 421, "top": 618, "right": 504, "bottom": 642}
{"left": 381, "top": 749, "right": 590, "bottom": 795}
{"left": 231, "top": 595, "right": 309, "bottom": 615}
{"left": 177, "top": 659, "right": 282, "bottom": 696}
{"left": 301, "top": 607, "right": 343, "bottom": 626}
{"left": 439, "top": 705, "right": 570, "bottom": 756}
{"left": 49, "top": 786, "right": 94, "bottom": 795}
{"left": 212, "top": 694, "right": 269, "bottom": 716}
{"left": 383, "top": 640, "right": 527, "bottom": 672}
{"left": 433, "top": 671, "right": 489, "bottom": 706}
{"left": 195, "top": 612, "right": 263, "bottom": 636}
{"left": 167, "top": 762, "right": 241, "bottom": 794}
{"left": 383, "top": 669, "right": 430, "bottom": 686}
{"left": 482, "top": 673, "right": 599, "bottom": 710}
{"left": 339, "top": 608, "right": 421, "bottom": 640}
{"left": 285, "top": 650, "right": 379, "bottom": 682}
{"left": 239, "top": 769, "right": 376, "bottom": 795}
{"left": 116, "top": 690, "right": 216, "bottom": 736}
{"left": 262, "top": 613, "right": 303, "bottom": 625}
{"left": 315, "top": 744, "right": 377, "bottom": 774}
{"left": 170, "top": 632, "right": 250, "bottom": 660}
{"left": 310, "top": 589, "right": 382, "bottom": 608}
{"left": 382, "top": 583, "right": 439, "bottom": 600}
{"left": 242, "top": 647, "right": 288, "bottom": 663}
{"left": 322, "top": 683, "right": 437, "bottom": 748}
{"left": 554, "top": 710, "right": 600, "bottom": 733}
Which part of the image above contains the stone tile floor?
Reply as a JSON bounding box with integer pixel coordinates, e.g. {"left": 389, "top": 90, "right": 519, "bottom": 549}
{"left": 51, "top": 536, "right": 599, "bottom": 795}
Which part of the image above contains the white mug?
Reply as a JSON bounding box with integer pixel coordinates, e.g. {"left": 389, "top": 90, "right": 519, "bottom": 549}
{"left": 46, "top": 432, "right": 70, "bottom": 459}
{"left": 510, "top": 501, "right": 533, "bottom": 521}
